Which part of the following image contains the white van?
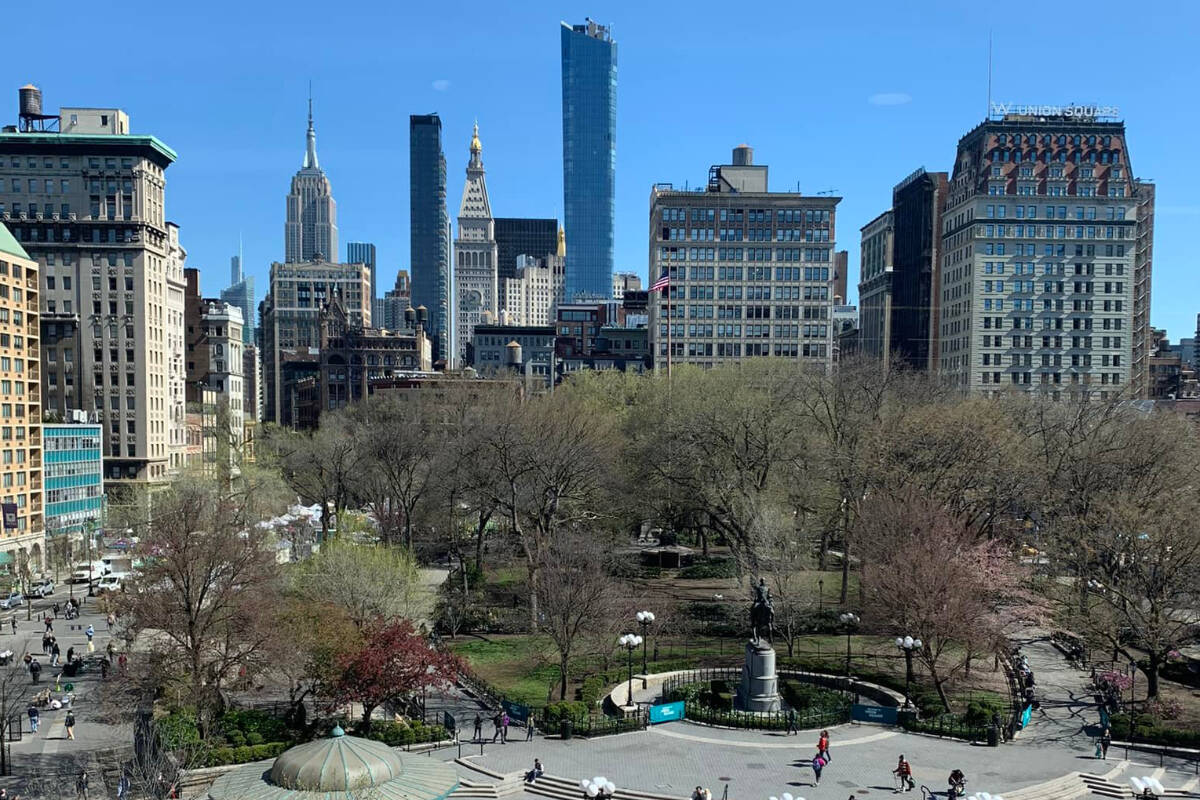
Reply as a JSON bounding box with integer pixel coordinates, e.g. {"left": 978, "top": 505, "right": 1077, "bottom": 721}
{"left": 94, "top": 573, "right": 127, "bottom": 594}
{"left": 70, "top": 561, "right": 109, "bottom": 584}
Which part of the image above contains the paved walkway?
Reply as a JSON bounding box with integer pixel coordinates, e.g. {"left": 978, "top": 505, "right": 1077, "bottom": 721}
{"left": 1009, "top": 627, "right": 1100, "bottom": 752}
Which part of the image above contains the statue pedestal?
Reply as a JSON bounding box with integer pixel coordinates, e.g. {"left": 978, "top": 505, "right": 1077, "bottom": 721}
{"left": 735, "top": 640, "right": 781, "bottom": 712}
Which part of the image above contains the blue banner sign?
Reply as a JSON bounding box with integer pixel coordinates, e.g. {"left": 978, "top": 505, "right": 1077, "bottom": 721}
{"left": 649, "top": 701, "right": 685, "bottom": 724}
{"left": 1019, "top": 704, "right": 1033, "bottom": 729}
{"left": 852, "top": 704, "right": 899, "bottom": 724}
{"left": 502, "top": 700, "right": 530, "bottom": 723}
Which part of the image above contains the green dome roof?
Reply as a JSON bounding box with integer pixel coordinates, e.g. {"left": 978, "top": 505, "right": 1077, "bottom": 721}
{"left": 269, "top": 730, "right": 403, "bottom": 791}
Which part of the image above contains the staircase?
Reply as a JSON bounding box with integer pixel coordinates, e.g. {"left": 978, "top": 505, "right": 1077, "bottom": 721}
{"left": 450, "top": 758, "right": 688, "bottom": 800}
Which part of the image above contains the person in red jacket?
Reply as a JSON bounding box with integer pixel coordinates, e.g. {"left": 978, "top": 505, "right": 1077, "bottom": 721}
{"left": 818, "top": 729, "right": 831, "bottom": 762}
{"left": 893, "top": 755, "right": 914, "bottom": 792}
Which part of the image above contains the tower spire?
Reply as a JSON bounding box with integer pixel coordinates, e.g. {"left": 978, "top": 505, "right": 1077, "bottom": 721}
{"left": 304, "top": 83, "right": 319, "bottom": 170}
{"left": 469, "top": 121, "right": 482, "bottom": 169}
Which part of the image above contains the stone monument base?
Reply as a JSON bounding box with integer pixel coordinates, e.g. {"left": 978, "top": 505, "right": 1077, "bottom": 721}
{"left": 735, "top": 640, "right": 781, "bottom": 712}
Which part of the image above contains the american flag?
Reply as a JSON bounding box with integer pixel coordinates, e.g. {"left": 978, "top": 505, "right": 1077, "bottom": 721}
{"left": 649, "top": 273, "right": 670, "bottom": 292}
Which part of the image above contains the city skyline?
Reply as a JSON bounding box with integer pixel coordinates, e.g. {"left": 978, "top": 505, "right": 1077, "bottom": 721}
{"left": 14, "top": 1, "right": 1199, "bottom": 340}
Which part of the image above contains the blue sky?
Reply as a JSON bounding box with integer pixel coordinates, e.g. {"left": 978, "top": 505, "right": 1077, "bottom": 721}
{"left": 12, "top": 0, "right": 1199, "bottom": 339}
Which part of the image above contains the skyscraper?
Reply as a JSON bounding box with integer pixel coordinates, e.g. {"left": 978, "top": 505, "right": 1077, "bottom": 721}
{"left": 285, "top": 97, "right": 337, "bottom": 263}
{"left": 221, "top": 252, "right": 256, "bottom": 345}
{"left": 346, "top": 241, "right": 377, "bottom": 309}
{"left": 409, "top": 114, "right": 451, "bottom": 363}
{"left": 454, "top": 124, "right": 498, "bottom": 368}
{"left": 938, "top": 111, "right": 1150, "bottom": 398}
{"left": 0, "top": 86, "right": 187, "bottom": 484}
{"left": 494, "top": 217, "right": 559, "bottom": 308}
{"left": 561, "top": 19, "right": 616, "bottom": 303}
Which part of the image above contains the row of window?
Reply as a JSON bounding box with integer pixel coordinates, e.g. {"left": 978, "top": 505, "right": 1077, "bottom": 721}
{"left": 980, "top": 372, "right": 1123, "bottom": 386}
{"left": 658, "top": 323, "right": 830, "bottom": 339}
{"left": 660, "top": 342, "right": 829, "bottom": 358}
{"left": 660, "top": 247, "right": 833, "bottom": 265}
{"left": 980, "top": 313, "right": 1124, "bottom": 330}
{"left": 984, "top": 204, "right": 1129, "bottom": 220}
{"left": 982, "top": 353, "right": 1122, "bottom": 367}
{"left": 982, "top": 262, "right": 1125, "bottom": 276}
{"left": 980, "top": 335, "right": 1123, "bottom": 349}
{"left": 983, "top": 280, "right": 1124, "bottom": 294}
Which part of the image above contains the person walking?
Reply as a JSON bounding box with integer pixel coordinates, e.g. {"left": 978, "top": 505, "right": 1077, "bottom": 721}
{"left": 500, "top": 711, "right": 510, "bottom": 743}
{"left": 52, "top": 602, "right": 60, "bottom": 619}
{"left": 51, "top": 640, "right": 61, "bottom": 667}
{"left": 106, "top": 613, "right": 115, "bottom": 632}
{"left": 8, "top": 618, "right": 15, "bottom": 635}
{"left": 116, "top": 771, "right": 130, "bottom": 800}
{"left": 85, "top": 624, "right": 94, "bottom": 643}
{"left": 893, "top": 755, "right": 914, "bottom": 793}
{"left": 525, "top": 717, "right": 536, "bottom": 741}
{"left": 472, "top": 713, "right": 482, "bottom": 741}
{"left": 812, "top": 753, "right": 826, "bottom": 787}
{"left": 786, "top": 707, "right": 798, "bottom": 735}
{"left": 29, "top": 658, "right": 41, "bottom": 684}
{"left": 43, "top": 615, "right": 53, "bottom": 634}
{"left": 1100, "top": 727, "right": 1112, "bottom": 759}
{"left": 491, "top": 711, "right": 502, "bottom": 743}
{"left": 27, "top": 703, "right": 38, "bottom": 734}
{"left": 74, "top": 769, "right": 87, "bottom": 800}
{"left": 41, "top": 633, "right": 50, "bottom": 655}
{"left": 818, "top": 729, "right": 832, "bottom": 762}
{"left": 65, "top": 709, "right": 77, "bottom": 740}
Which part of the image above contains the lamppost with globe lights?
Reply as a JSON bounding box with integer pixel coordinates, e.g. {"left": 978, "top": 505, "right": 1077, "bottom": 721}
{"left": 895, "top": 635, "right": 922, "bottom": 709}
{"left": 769, "top": 790, "right": 804, "bottom": 800}
{"left": 618, "top": 633, "right": 642, "bottom": 709}
{"left": 840, "top": 612, "right": 859, "bottom": 682}
{"left": 636, "top": 610, "right": 655, "bottom": 687}
{"left": 580, "top": 777, "right": 616, "bottom": 800}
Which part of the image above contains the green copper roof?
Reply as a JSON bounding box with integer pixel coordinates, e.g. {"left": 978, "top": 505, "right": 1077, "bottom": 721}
{"left": 0, "top": 222, "right": 29, "bottom": 261}
{"left": 0, "top": 132, "right": 176, "bottom": 164}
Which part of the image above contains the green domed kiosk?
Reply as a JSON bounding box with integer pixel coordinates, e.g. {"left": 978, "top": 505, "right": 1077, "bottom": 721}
{"left": 207, "top": 726, "right": 459, "bottom": 800}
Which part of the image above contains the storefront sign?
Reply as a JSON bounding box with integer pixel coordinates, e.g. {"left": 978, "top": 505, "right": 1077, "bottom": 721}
{"left": 990, "top": 102, "right": 1120, "bottom": 120}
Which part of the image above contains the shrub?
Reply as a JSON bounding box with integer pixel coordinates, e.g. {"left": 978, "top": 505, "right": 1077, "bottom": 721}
{"left": 219, "top": 709, "right": 290, "bottom": 744}
{"left": 245, "top": 731, "right": 265, "bottom": 746}
{"left": 207, "top": 747, "right": 234, "bottom": 767}
{"left": 678, "top": 558, "right": 736, "bottom": 580}
{"left": 542, "top": 701, "right": 589, "bottom": 726}
{"left": 965, "top": 698, "right": 1009, "bottom": 726}
{"left": 155, "top": 711, "right": 201, "bottom": 750}
{"left": 581, "top": 675, "right": 606, "bottom": 706}
{"left": 232, "top": 745, "right": 253, "bottom": 764}
{"left": 226, "top": 730, "right": 246, "bottom": 747}
{"left": 1108, "top": 713, "right": 1200, "bottom": 748}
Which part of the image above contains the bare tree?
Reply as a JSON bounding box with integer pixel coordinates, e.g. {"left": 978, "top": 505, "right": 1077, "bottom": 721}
{"left": 536, "top": 531, "right": 623, "bottom": 700}
{"left": 260, "top": 416, "right": 362, "bottom": 541}
{"left": 115, "top": 477, "right": 285, "bottom": 736}
{"left": 291, "top": 539, "right": 424, "bottom": 630}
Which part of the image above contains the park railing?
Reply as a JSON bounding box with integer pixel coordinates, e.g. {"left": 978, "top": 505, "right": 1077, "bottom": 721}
{"left": 900, "top": 714, "right": 989, "bottom": 742}
{"left": 660, "top": 667, "right": 852, "bottom": 731}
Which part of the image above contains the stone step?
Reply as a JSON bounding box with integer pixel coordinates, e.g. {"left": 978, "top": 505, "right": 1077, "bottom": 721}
{"left": 531, "top": 774, "right": 687, "bottom": 800}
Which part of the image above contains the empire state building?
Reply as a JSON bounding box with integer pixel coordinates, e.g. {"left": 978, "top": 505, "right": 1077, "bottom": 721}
{"left": 285, "top": 98, "right": 338, "bottom": 262}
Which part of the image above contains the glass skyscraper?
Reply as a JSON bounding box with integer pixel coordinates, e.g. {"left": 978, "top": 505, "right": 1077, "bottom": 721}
{"left": 221, "top": 254, "right": 256, "bottom": 345}
{"left": 43, "top": 423, "right": 104, "bottom": 540}
{"left": 346, "top": 241, "right": 378, "bottom": 310}
{"left": 409, "top": 115, "right": 451, "bottom": 361}
{"left": 561, "top": 19, "right": 617, "bottom": 302}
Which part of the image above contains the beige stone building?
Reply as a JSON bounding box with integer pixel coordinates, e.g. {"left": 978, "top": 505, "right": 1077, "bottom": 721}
{"left": 0, "top": 223, "right": 43, "bottom": 567}
{"left": 0, "top": 86, "right": 186, "bottom": 486}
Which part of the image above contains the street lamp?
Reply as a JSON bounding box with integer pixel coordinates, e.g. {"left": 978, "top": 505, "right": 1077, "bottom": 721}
{"left": 618, "top": 633, "right": 642, "bottom": 709}
{"left": 840, "top": 613, "right": 859, "bottom": 682}
{"left": 1126, "top": 660, "right": 1137, "bottom": 759}
{"left": 580, "top": 777, "right": 616, "bottom": 800}
{"left": 635, "top": 610, "right": 655, "bottom": 688}
{"left": 895, "top": 635, "right": 922, "bottom": 709}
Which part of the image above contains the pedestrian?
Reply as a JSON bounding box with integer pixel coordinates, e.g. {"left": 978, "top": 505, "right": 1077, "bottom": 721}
{"left": 472, "top": 712, "right": 482, "bottom": 741}
{"left": 85, "top": 624, "right": 94, "bottom": 643}
{"left": 1100, "top": 727, "right": 1112, "bottom": 760}
{"left": 51, "top": 641, "right": 61, "bottom": 667}
{"left": 74, "top": 769, "right": 87, "bottom": 799}
{"left": 106, "top": 613, "right": 115, "bottom": 632}
{"left": 812, "top": 753, "right": 826, "bottom": 786}
{"left": 491, "top": 712, "right": 502, "bottom": 743}
{"left": 41, "top": 633, "right": 49, "bottom": 655}
{"left": 692, "top": 787, "right": 711, "bottom": 800}
{"left": 501, "top": 711, "right": 510, "bottom": 743}
{"left": 66, "top": 646, "right": 75, "bottom": 664}
{"left": 65, "top": 709, "right": 76, "bottom": 740}
{"left": 117, "top": 771, "right": 130, "bottom": 800}
{"left": 27, "top": 703, "right": 38, "bottom": 733}
{"left": 524, "top": 758, "right": 544, "bottom": 783}
{"left": 9, "top": 617, "right": 15, "bottom": 635}
{"left": 44, "top": 615, "right": 52, "bottom": 634}
{"left": 29, "top": 658, "right": 41, "bottom": 684}
{"left": 118, "top": 653, "right": 127, "bottom": 673}
{"left": 526, "top": 717, "right": 536, "bottom": 741}
{"left": 893, "top": 755, "right": 914, "bottom": 793}
{"left": 786, "top": 707, "right": 798, "bottom": 735}
{"left": 53, "top": 602, "right": 60, "bottom": 619}
{"left": 101, "top": 659, "right": 109, "bottom": 680}
{"left": 22, "top": 652, "right": 31, "bottom": 672}
{"left": 818, "top": 729, "right": 832, "bottom": 762}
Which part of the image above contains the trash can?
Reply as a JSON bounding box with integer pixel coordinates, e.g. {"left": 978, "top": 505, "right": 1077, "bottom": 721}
{"left": 560, "top": 719, "right": 573, "bottom": 740}
{"left": 987, "top": 723, "right": 1000, "bottom": 747}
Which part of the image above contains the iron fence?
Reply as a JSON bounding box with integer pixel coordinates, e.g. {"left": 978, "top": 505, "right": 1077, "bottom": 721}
{"left": 660, "top": 668, "right": 852, "bottom": 731}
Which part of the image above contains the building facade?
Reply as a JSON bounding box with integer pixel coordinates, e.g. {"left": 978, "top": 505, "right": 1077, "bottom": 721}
{"left": 453, "top": 125, "right": 498, "bottom": 369}
{"left": 261, "top": 259, "right": 370, "bottom": 425}
{"left": 184, "top": 269, "right": 244, "bottom": 473}
{"left": 648, "top": 146, "right": 839, "bottom": 369}
{"left": 472, "top": 324, "right": 556, "bottom": 387}
{"left": 43, "top": 420, "right": 102, "bottom": 571}
{"left": 561, "top": 19, "right": 617, "bottom": 302}
{"left": 409, "top": 114, "right": 451, "bottom": 363}
{"left": 938, "top": 113, "right": 1151, "bottom": 398}
{"left": 0, "top": 88, "right": 186, "bottom": 485}
{"left": 1130, "top": 179, "right": 1155, "bottom": 397}
{"left": 284, "top": 99, "right": 337, "bottom": 263}
{"left": 857, "top": 210, "right": 894, "bottom": 361}
{"left": 377, "top": 270, "right": 412, "bottom": 330}
{"left": 0, "top": 224, "right": 43, "bottom": 566}
{"left": 503, "top": 249, "right": 565, "bottom": 328}
{"left": 612, "top": 271, "right": 641, "bottom": 298}
{"left": 346, "top": 241, "right": 377, "bottom": 312}
{"left": 494, "top": 217, "right": 558, "bottom": 308}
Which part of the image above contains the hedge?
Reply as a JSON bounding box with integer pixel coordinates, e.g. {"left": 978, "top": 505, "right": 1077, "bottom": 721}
{"left": 1109, "top": 713, "right": 1200, "bottom": 749}
{"left": 204, "top": 742, "right": 289, "bottom": 766}
{"left": 362, "top": 721, "right": 449, "bottom": 747}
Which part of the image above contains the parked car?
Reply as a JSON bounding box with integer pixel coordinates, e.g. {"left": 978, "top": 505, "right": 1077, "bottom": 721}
{"left": 30, "top": 579, "right": 54, "bottom": 597}
{"left": 0, "top": 591, "right": 23, "bottom": 609}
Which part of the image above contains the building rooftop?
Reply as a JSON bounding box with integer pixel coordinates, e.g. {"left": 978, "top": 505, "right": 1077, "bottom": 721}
{"left": 0, "top": 221, "right": 29, "bottom": 260}
{"left": 0, "top": 131, "right": 177, "bottom": 164}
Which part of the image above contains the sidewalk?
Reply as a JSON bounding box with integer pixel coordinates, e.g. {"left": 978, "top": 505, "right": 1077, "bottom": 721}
{"left": 1010, "top": 627, "right": 1098, "bottom": 753}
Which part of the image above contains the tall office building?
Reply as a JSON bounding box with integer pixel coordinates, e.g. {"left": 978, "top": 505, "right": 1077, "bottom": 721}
{"left": 221, "top": 252, "right": 256, "bottom": 345}
{"left": 377, "top": 270, "right": 412, "bottom": 330}
{"left": 43, "top": 421, "right": 102, "bottom": 565}
{"left": 503, "top": 243, "right": 566, "bottom": 328}
{"left": 494, "top": 217, "right": 558, "bottom": 308}
{"left": 561, "top": 19, "right": 616, "bottom": 302}
{"left": 938, "top": 111, "right": 1152, "bottom": 398}
{"left": 454, "top": 124, "right": 498, "bottom": 368}
{"left": 261, "top": 259, "right": 371, "bottom": 425}
{"left": 648, "top": 145, "right": 839, "bottom": 369}
{"left": 0, "top": 86, "right": 187, "bottom": 485}
{"left": 0, "top": 223, "right": 43, "bottom": 565}
{"left": 858, "top": 169, "right": 948, "bottom": 370}
{"left": 346, "top": 241, "right": 377, "bottom": 309}
{"left": 1130, "top": 179, "right": 1155, "bottom": 397}
{"left": 285, "top": 98, "right": 337, "bottom": 263}
{"left": 409, "top": 114, "right": 451, "bottom": 363}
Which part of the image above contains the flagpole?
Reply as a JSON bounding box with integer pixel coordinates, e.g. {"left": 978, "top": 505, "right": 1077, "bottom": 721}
{"left": 666, "top": 273, "right": 672, "bottom": 381}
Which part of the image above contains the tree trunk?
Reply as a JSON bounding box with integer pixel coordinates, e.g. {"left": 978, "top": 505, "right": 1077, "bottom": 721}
{"left": 474, "top": 511, "right": 488, "bottom": 573}
{"left": 1146, "top": 653, "right": 1160, "bottom": 699}
{"left": 839, "top": 502, "right": 851, "bottom": 604}
{"left": 560, "top": 654, "right": 570, "bottom": 701}
{"left": 818, "top": 528, "right": 829, "bottom": 571}
{"left": 361, "top": 703, "right": 376, "bottom": 733}
{"left": 527, "top": 560, "right": 540, "bottom": 629}
{"left": 927, "top": 662, "right": 952, "bottom": 714}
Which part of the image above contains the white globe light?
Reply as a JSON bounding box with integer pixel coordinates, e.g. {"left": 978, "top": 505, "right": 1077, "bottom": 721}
{"left": 914, "top": 639, "right": 923, "bottom": 649}
{"left": 770, "top": 795, "right": 779, "bottom": 800}
{"left": 594, "top": 778, "right": 606, "bottom": 787}
{"left": 903, "top": 635, "right": 914, "bottom": 648}
{"left": 980, "top": 792, "right": 993, "bottom": 800}
{"left": 586, "top": 786, "right": 599, "bottom": 797}
{"left": 605, "top": 783, "right": 616, "bottom": 795}
{"left": 895, "top": 637, "right": 904, "bottom": 647}
{"left": 783, "top": 793, "right": 794, "bottom": 800}
{"left": 581, "top": 780, "right": 590, "bottom": 790}
{"left": 648, "top": 611, "right": 656, "bottom": 621}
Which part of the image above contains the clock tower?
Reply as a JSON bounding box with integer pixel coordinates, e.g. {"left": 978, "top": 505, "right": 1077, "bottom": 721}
{"left": 453, "top": 123, "right": 499, "bottom": 368}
